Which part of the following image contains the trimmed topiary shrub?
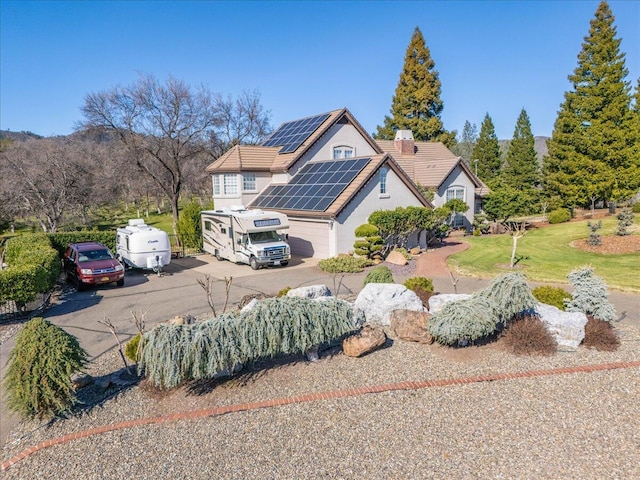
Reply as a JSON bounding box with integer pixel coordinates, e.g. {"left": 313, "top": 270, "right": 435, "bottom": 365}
{"left": 429, "top": 296, "right": 500, "bottom": 346}
{"left": 139, "top": 297, "right": 360, "bottom": 389}
{"left": 353, "top": 224, "right": 383, "bottom": 258}
{"left": 476, "top": 272, "right": 537, "bottom": 325}
{"left": 501, "top": 315, "right": 557, "bottom": 356}
{"left": 565, "top": 267, "right": 616, "bottom": 322}
{"left": 587, "top": 220, "right": 602, "bottom": 246}
{"left": 532, "top": 286, "right": 571, "bottom": 311}
{"left": 363, "top": 265, "right": 394, "bottom": 286}
{"left": 4, "top": 317, "right": 88, "bottom": 419}
{"left": 548, "top": 208, "right": 571, "bottom": 224}
{"left": 582, "top": 316, "right": 620, "bottom": 351}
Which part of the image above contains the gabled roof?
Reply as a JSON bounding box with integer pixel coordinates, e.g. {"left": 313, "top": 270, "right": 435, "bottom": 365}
{"left": 249, "top": 154, "right": 431, "bottom": 219}
{"left": 376, "top": 139, "right": 487, "bottom": 193}
{"left": 205, "top": 145, "right": 279, "bottom": 173}
{"left": 269, "top": 107, "right": 382, "bottom": 173}
{"left": 206, "top": 108, "right": 383, "bottom": 175}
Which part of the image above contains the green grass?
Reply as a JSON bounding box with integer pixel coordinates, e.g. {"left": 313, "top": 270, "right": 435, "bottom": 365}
{"left": 448, "top": 216, "right": 640, "bottom": 292}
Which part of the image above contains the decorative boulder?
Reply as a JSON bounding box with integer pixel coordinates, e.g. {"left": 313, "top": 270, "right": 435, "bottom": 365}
{"left": 354, "top": 283, "right": 426, "bottom": 326}
{"left": 166, "top": 314, "right": 196, "bottom": 326}
{"left": 241, "top": 298, "right": 260, "bottom": 313}
{"left": 428, "top": 294, "right": 472, "bottom": 314}
{"left": 536, "top": 303, "right": 588, "bottom": 350}
{"left": 342, "top": 325, "right": 387, "bottom": 357}
{"left": 390, "top": 310, "right": 433, "bottom": 344}
{"left": 286, "top": 285, "right": 332, "bottom": 299}
{"left": 385, "top": 250, "right": 408, "bottom": 266}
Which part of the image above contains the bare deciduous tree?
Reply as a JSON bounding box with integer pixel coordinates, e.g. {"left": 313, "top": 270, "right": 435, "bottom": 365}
{"left": 0, "top": 138, "right": 95, "bottom": 232}
{"left": 80, "top": 74, "right": 271, "bottom": 236}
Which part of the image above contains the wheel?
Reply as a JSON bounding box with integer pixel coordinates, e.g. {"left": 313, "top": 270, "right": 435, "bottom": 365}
{"left": 215, "top": 249, "right": 222, "bottom": 261}
{"left": 280, "top": 261, "right": 289, "bottom": 267}
{"left": 75, "top": 277, "right": 85, "bottom": 292}
{"left": 250, "top": 256, "right": 259, "bottom": 270}
{"left": 116, "top": 278, "right": 125, "bottom": 287}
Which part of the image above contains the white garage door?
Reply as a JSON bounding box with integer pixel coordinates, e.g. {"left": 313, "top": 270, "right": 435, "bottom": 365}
{"left": 288, "top": 219, "right": 331, "bottom": 258}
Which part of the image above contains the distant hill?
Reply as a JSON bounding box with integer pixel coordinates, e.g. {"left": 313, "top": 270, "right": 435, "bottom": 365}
{"left": 499, "top": 136, "right": 549, "bottom": 163}
{"left": 0, "top": 130, "right": 44, "bottom": 142}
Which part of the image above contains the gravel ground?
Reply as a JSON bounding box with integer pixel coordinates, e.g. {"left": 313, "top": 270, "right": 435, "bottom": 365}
{"left": 3, "top": 320, "right": 639, "bottom": 479}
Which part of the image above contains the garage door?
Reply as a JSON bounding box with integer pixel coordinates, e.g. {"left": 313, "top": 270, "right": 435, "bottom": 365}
{"left": 287, "top": 219, "right": 331, "bottom": 258}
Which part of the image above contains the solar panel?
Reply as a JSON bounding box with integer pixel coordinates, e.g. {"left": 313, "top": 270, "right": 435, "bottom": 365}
{"left": 251, "top": 158, "right": 370, "bottom": 212}
{"left": 262, "top": 112, "right": 331, "bottom": 153}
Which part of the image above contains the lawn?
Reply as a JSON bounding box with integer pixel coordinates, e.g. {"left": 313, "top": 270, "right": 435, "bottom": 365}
{"left": 447, "top": 216, "right": 640, "bottom": 293}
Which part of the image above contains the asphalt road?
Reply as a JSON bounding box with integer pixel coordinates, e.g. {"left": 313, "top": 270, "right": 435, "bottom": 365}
{"left": 2, "top": 253, "right": 639, "bottom": 447}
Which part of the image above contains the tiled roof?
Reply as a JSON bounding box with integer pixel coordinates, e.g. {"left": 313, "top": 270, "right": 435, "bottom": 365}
{"left": 205, "top": 145, "right": 279, "bottom": 173}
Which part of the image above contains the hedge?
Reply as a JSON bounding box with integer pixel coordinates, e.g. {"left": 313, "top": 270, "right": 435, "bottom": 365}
{"left": 0, "top": 235, "right": 60, "bottom": 306}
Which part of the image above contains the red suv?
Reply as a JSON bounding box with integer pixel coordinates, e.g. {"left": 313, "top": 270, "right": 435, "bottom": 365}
{"left": 63, "top": 242, "right": 125, "bottom": 290}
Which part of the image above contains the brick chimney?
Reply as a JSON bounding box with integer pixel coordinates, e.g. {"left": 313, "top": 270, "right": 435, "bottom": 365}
{"left": 394, "top": 130, "right": 415, "bottom": 156}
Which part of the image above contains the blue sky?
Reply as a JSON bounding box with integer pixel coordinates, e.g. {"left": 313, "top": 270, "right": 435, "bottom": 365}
{"left": 1, "top": 0, "right": 639, "bottom": 139}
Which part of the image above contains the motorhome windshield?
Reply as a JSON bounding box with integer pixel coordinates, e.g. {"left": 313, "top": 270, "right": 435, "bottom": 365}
{"left": 249, "top": 231, "right": 281, "bottom": 244}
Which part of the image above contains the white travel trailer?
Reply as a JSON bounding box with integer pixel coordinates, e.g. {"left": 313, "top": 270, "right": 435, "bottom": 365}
{"left": 116, "top": 219, "right": 171, "bottom": 274}
{"left": 201, "top": 207, "right": 290, "bottom": 270}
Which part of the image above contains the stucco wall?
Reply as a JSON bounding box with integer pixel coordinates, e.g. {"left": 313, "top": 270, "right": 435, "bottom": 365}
{"left": 335, "top": 166, "right": 425, "bottom": 255}
{"left": 435, "top": 165, "right": 477, "bottom": 229}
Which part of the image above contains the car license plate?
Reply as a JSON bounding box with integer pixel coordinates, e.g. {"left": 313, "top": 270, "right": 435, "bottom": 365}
{"left": 273, "top": 260, "right": 281, "bottom": 265}
{"left": 101, "top": 277, "right": 110, "bottom": 283}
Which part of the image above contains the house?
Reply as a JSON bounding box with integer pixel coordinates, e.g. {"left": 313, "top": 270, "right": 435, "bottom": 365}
{"left": 205, "top": 107, "right": 484, "bottom": 259}
{"left": 376, "top": 130, "right": 488, "bottom": 229}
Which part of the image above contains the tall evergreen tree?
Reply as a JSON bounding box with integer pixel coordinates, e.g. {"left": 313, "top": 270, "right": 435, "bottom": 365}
{"left": 544, "top": 1, "right": 638, "bottom": 207}
{"left": 472, "top": 113, "right": 501, "bottom": 184}
{"left": 375, "top": 27, "right": 456, "bottom": 146}
{"left": 502, "top": 108, "right": 539, "bottom": 190}
{"left": 451, "top": 120, "right": 478, "bottom": 161}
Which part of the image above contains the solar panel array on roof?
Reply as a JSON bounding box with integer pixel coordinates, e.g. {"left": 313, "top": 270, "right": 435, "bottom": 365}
{"left": 251, "top": 158, "right": 370, "bottom": 212}
{"left": 262, "top": 112, "right": 331, "bottom": 153}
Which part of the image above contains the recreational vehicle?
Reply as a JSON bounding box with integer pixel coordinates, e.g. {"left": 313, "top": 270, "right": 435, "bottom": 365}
{"left": 201, "top": 207, "right": 290, "bottom": 270}
{"left": 116, "top": 219, "right": 171, "bottom": 274}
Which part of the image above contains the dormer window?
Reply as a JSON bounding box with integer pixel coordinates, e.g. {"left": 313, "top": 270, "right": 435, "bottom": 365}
{"left": 333, "top": 145, "right": 354, "bottom": 159}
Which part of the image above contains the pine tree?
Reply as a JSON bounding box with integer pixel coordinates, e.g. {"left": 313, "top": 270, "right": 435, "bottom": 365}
{"left": 451, "top": 120, "right": 478, "bottom": 161}
{"left": 544, "top": 1, "right": 638, "bottom": 207}
{"left": 471, "top": 113, "right": 501, "bottom": 184}
{"left": 502, "top": 109, "right": 540, "bottom": 191}
{"left": 375, "top": 27, "right": 455, "bottom": 146}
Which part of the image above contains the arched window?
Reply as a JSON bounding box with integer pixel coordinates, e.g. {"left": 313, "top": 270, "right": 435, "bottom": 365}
{"left": 333, "top": 145, "right": 354, "bottom": 159}
{"left": 379, "top": 167, "right": 389, "bottom": 195}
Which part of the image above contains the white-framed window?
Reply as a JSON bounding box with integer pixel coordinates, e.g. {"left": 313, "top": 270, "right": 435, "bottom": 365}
{"left": 243, "top": 173, "right": 257, "bottom": 192}
{"left": 379, "top": 167, "right": 389, "bottom": 196}
{"left": 446, "top": 186, "right": 465, "bottom": 202}
{"left": 213, "top": 176, "right": 221, "bottom": 195}
{"left": 446, "top": 186, "right": 466, "bottom": 227}
{"left": 223, "top": 174, "right": 238, "bottom": 195}
{"left": 333, "top": 145, "right": 354, "bottom": 159}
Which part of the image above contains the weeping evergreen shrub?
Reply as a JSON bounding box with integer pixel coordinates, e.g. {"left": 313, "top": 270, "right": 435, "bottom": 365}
{"left": 429, "top": 296, "right": 499, "bottom": 346}
{"left": 476, "top": 272, "right": 537, "bottom": 325}
{"left": 4, "top": 317, "right": 88, "bottom": 419}
{"left": 139, "top": 297, "right": 359, "bottom": 389}
{"left": 565, "top": 267, "right": 616, "bottom": 322}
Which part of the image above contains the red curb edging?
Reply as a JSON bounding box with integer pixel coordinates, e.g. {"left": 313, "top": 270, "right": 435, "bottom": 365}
{"left": 2, "top": 359, "right": 639, "bottom": 471}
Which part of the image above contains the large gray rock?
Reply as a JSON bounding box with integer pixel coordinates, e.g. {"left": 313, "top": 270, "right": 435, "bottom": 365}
{"left": 287, "top": 284, "right": 332, "bottom": 299}
{"left": 354, "top": 283, "right": 425, "bottom": 326}
{"left": 536, "top": 303, "right": 588, "bottom": 351}
{"left": 428, "top": 294, "right": 472, "bottom": 313}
